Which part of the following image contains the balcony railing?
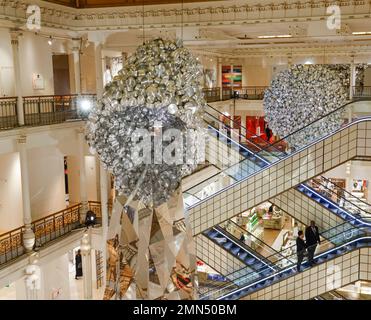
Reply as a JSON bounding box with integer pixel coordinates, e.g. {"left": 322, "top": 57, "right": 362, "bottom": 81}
{"left": 353, "top": 86, "right": 371, "bottom": 98}
{"left": 23, "top": 94, "right": 95, "bottom": 127}
{"left": 0, "top": 200, "right": 109, "bottom": 266}
{"left": 0, "top": 226, "right": 25, "bottom": 265}
{"left": 0, "top": 96, "right": 18, "bottom": 130}
{"left": 32, "top": 203, "right": 81, "bottom": 248}
{"left": 202, "top": 87, "right": 268, "bottom": 103}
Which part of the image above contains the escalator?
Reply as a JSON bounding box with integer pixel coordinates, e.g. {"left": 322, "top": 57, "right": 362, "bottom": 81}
{"left": 185, "top": 99, "right": 371, "bottom": 236}
{"left": 200, "top": 218, "right": 370, "bottom": 300}
{"left": 298, "top": 176, "right": 371, "bottom": 226}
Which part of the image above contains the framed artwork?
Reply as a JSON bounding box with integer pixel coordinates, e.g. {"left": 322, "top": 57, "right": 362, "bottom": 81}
{"left": 222, "top": 65, "right": 242, "bottom": 88}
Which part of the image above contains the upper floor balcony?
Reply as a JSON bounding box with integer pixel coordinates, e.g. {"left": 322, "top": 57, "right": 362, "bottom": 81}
{"left": 1, "top": 86, "right": 370, "bottom": 132}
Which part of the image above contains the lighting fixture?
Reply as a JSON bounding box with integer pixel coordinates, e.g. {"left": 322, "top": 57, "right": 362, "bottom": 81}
{"left": 352, "top": 32, "right": 371, "bottom": 35}
{"left": 79, "top": 98, "right": 93, "bottom": 112}
{"left": 257, "top": 34, "right": 292, "bottom": 39}
{"left": 47, "top": 36, "right": 52, "bottom": 46}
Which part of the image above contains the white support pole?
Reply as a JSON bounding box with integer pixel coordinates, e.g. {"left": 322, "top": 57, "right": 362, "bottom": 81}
{"left": 77, "top": 128, "right": 89, "bottom": 222}
{"left": 17, "top": 135, "right": 35, "bottom": 252}
{"left": 10, "top": 29, "right": 24, "bottom": 126}
{"left": 72, "top": 38, "right": 81, "bottom": 95}
{"left": 81, "top": 228, "right": 93, "bottom": 300}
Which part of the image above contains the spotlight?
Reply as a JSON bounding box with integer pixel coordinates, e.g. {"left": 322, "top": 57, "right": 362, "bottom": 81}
{"left": 80, "top": 99, "right": 93, "bottom": 112}
{"left": 85, "top": 210, "right": 96, "bottom": 227}
{"left": 48, "top": 36, "right": 53, "bottom": 46}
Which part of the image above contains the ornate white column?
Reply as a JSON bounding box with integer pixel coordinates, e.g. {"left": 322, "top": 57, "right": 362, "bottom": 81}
{"left": 94, "top": 42, "right": 104, "bottom": 99}
{"left": 217, "top": 57, "right": 222, "bottom": 100}
{"left": 349, "top": 55, "right": 356, "bottom": 122}
{"left": 100, "top": 163, "right": 109, "bottom": 289}
{"left": 10, "top": 29, "right": 24, "bottom": 126}
{"left": 349, "top": 55, "right": 356, "bottom": 101}
{"left": 72, "top": 38, "right": 81, "bottom": 94}
{"left": 81, "top": 228, "right": 93, "bottom": 299}
{"left": 77, "top": 128, "right": 89, "bottom": 222}
{"left": 17, "top": 135, "right": 35, "bottom": 252}
{"left": 24, "top": 253, "right": 41, "bottom": 300}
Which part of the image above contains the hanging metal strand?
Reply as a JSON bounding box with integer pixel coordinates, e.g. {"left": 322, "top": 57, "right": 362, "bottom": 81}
{"left": 142, "top": 0, "right": 145, "bottom": 44}
{"left": 181, "top": 0, "right": 184, "bottom": 43}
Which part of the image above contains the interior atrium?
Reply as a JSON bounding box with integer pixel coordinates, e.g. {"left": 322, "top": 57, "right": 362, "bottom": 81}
{"left": 0, "top": 0, "right": 371, "bottom": 303}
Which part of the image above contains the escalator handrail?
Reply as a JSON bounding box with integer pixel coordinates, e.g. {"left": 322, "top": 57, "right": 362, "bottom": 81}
{"left": 260, "top": 98, "right": 366, "bottom": 153}
{"left": 204, "top": 111, "right": 269, "bottom": 156}
{"left": 213, "top": 225, "right": 281, "bottom": 271}
{"left": 202, "top": 229, "right": 368, "bottom": 300}
{"left": 222, "top": 219, "right": 285, "bottom": 258}
{"left": 319, "top": 175, "right": 371, "bottom": 210}
{"left": 200, "top": 220, "right": 363, "bottom": 297}
{"left": 186, "top": 116, "right": 371, "bottom": 210}
{"left": 217, "top": 235, "right": 371, "bottom": 300}
{"left": 303, "top": 181, "right": 371, "bottom": 224}
{"left": 205, "top": 104, "right": 283, "bottom": 155}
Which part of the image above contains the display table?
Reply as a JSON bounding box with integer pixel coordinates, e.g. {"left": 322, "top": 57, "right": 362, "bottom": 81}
{"left": 262, "top": 214, "right": 284, "bottom": 230}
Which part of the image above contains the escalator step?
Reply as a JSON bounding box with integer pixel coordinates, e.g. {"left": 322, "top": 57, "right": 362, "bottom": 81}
{"left": 245, "top": 257, "right": 256, "bottom": 265}
{"left": 223, "top": 242, "right": 233, "bottom": 249}
{"left": 239, "top": 252, "right": 247, "bottom": 260}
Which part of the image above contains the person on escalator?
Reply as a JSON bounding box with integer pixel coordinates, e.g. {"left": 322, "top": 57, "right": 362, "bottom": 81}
{"left": 305, "top": 221, "right": 321, "bottom": 267}
{"left": 296, "top": 230, "right": 306, "bottom": 272}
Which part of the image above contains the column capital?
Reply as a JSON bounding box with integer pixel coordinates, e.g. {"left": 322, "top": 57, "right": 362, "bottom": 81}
{"left": 10, "top": 28, "right": 22, "bottom": 45}
{"left": 71, "top": 37, "right": 82, "bottom": 52}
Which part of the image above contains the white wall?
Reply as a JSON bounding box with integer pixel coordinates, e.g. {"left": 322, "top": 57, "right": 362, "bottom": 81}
{"left": 0, "top": 29, "right": 15, "bottom": 96}
{"left": 0, "top": 152, "right": 23, "bottom": 233}
{"left": 40, "top": 253, "right": 71, "bottom": 300}
{"left": 27, "top": 146, "right": 66, "bottom": 220}
{"left": 19, "top": 32, "right": 54, "bottom": 96}
{"left": 85, "top": 156, "right": 99, "bottom": 202}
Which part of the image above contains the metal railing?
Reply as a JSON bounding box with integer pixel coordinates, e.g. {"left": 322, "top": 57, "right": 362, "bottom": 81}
{"left": 202, "top": 87, "right": 268, "bottom": 103}
{"left": 0, "top": 226, "right": 25, "bottom": 265}
{"left": 23, "top": 94, "right": 95, "bottom": 127}
{"left": 0, "top": 96, "right": 18, "bottom": 130}
{"left": 0, "top": 200, "right": 110, "bottom": 266}
{"left": 32, "top": 203, "right": 81, "bottom": 248}
{"left": 353, "top": 86, "right": 371, "bottom": 98}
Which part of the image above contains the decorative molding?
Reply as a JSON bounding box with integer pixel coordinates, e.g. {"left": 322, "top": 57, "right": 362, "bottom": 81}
{"left": 0, "top": 0, "right": 370, "bottom": 31}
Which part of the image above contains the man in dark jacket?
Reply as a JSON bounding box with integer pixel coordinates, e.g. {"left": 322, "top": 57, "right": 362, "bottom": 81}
{"left": 305, "top": 221, "right": 321, "bottom": 266}
{"left": 296, "top": 230, "right": 306, "bottom": 272}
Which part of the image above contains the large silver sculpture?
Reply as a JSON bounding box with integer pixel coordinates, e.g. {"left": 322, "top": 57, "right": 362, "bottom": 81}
{"left": 264, "top": 64, "right": 348, "bottom": 149}
{"left": 86, "top": 39, "right": 205, "bottom": 300}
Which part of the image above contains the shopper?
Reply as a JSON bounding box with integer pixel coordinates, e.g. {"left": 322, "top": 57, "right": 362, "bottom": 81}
{"left": 305, "top": 221, "right": 321, "bottom": 266}
{"left": 240, "top": 233, "right": 245, "bottom": 242}
{"left": 265, "top": 123, "right": 272, "bottom": 142}
{"left": 296, "top": 230, "right": 306, "bottom": 272}
{"left": 75, "top": 249, "right": 83, "bottom": 280}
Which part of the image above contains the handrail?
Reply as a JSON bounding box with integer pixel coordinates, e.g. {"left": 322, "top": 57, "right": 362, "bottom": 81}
{"left": 306, "top": 179, "right": 371, "bottom": 221}
{"left": 186, "top": 108, "right": 371, "bottom": 210}
{"left": 214, "top": 234, "right": 370, "bottom": 300}
{"left": 22, "top": 93, "right": 95, "bottom": 99}
{"left": 223, "top": 219, "right": 282, "bottom": 257}
{"left": 204, "top": 112, "right": 265, "bottom": 155}
{"left": 0, "top": 200, "right": 110, "bottom": 266}
{"left": 319, "top": 175, "right": 371, "bottom": 209}
{"left": 206, "top": 104, "right": 282, "bottom": 153}
{"left": 0, "top": 96, "right": 17, "bottom": 100}
{"left": 201, "top": 221, "right": 366, "bottom": 299}
{"left": 264, "top": 98, "right": 364, "bottom": 152}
